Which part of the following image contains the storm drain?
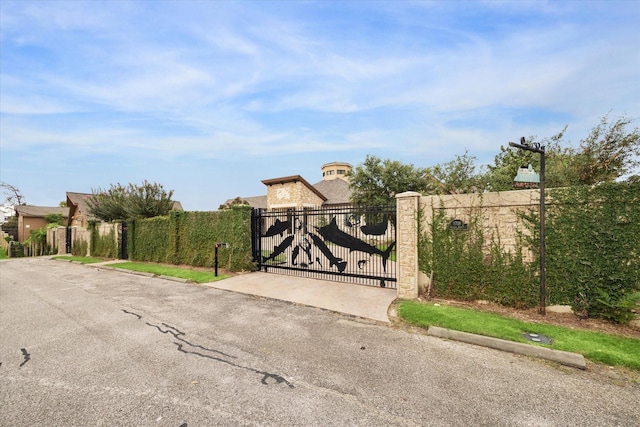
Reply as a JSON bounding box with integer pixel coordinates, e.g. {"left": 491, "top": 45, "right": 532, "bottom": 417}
{"left": 522, "top": 333, "right": 552, "bottom": 344}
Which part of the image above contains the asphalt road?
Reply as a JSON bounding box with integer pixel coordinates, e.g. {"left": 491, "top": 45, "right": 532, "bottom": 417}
{"left": 1, "top": 257, "right": 638, "bottom": 426}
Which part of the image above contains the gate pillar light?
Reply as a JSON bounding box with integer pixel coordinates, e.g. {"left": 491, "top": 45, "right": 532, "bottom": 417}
{"left": 509, "top": 137, "right": 546, "bottom": 315}
{"left": 513, "top": 164, "right": 540, "bottom": 189}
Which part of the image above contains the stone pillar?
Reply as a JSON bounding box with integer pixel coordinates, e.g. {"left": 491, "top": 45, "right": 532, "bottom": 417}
{"left": 395, "top": 191, "right": 421, "bottom": 299}
{"left": 56, "top": 226, "right": 67, "bottom": 255}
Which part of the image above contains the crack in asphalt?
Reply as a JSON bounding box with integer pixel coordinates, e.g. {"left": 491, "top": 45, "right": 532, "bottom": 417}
{"left": 121, "top": 309, "right": 141, "bottom": 319}
{"left": 122, "top": 309, "right": 294, "bottom": 388}
{"left": 20, "top": 348, "right": 31, "bottom": 368}
{"left": 145, "top": 322, "right": 236, "bottom": 359}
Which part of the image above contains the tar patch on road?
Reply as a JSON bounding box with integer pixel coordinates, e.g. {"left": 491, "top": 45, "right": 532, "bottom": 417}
{"left": 122, "top": 309, "right": 294, "bottom": 388}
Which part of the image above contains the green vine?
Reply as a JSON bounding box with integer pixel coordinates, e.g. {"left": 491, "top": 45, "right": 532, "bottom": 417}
{"left": 128, "top": 206, "right": 255, "bottom": 272}
{"left": 418, "top": 182, "right": 640, "bottom": 323}
{"left": 419, "top": 201, "right": 536, "bottom": 307}
{"left": 544, "top": 182, "right": 640, "bottom": 322}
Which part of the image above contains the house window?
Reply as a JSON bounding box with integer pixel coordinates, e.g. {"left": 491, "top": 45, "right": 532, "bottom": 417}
{"left": 337, "top": 169, "right": 345, "bottom": 174}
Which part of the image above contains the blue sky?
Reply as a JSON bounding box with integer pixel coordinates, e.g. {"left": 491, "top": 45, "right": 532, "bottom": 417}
{"left": 1, "top": 1, "right": 639, "bottom": 210}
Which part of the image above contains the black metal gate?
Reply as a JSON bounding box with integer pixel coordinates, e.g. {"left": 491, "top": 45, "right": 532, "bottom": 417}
{"left": 66, "top": 227, "right": 72, "bottom": 254}
{"left": 252, "top": 206, "right": 396, "bottom": 288}
{"left": 120, "top": 222, "right": 128, "bottom": 260}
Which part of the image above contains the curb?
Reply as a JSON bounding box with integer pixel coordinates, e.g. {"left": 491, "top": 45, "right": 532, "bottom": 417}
{"left": 427, "top": 326, "right": 587, "bottom": 370}
{"left": 159, "top": 275, "right": 191, "bottom": 283}
{"left": 113, "top": 267, "right": 155, "bottom": 277}
{"left": 87, "top": 263, "right": 192, "bottom": 283}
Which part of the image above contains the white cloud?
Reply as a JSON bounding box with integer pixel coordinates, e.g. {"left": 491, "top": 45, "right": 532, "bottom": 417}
{"left": 1, "top": 1, "right": 639, "bottom": 209}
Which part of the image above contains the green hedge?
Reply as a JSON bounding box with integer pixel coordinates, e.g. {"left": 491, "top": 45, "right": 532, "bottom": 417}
{"left": 128, "top": 216, "right": 170, "bottom": 263}
{"left": 129, "top": 206, "right": 255, "bottom": 272}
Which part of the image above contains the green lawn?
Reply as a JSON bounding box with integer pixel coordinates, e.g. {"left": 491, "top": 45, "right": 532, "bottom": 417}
{"left": 398, "top": 301, "right": 640, "bottom": 371}
{"left": 53, "top": 256, "right": 228, "bottom": 283}
{"left": 52, "top": 255, "right": 105, "bottom": 264}
{"left": 0, "top": 246, "right": 7, "bottom": 259}
{"left": 113, "top": 262, "right": 228, "bottom": 283}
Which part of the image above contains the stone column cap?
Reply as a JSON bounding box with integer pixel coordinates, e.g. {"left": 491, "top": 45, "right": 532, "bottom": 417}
{"left": 396, "top": 191, "right": 422, "bottom": 199}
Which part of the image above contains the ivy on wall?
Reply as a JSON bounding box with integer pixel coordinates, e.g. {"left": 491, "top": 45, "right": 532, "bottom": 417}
{"left": 418, "top": 182, "right": 640, "bottom": 322}
{"left": 89, "top": 222, "right": 119, "bottom": 259}
{"left": 128, "top": 205, "right": 255, "bottom": 272}
{"left": 71, "top": 238, "right": 88, "bottom": 257}
{"left": 544, "top": 182, "right": 640, "bottom": 322}
{"left": 128, "top": 216, "right": 170, "bottom": 263}
{"left": 419, "top": 203, "right": 537, "bottom": 308}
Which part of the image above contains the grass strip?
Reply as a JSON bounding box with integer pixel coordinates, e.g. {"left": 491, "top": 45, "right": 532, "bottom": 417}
{"left": 0, "top": 247, "right": 7, "bottom": 259}
{"left": 52, "top": 255, "right": 105, "bottom": 264}
{"left": 398, "top": 300, "right": 640, "bottom": 370}
{"left": 113, "top": 262, "right": 227, "bottom": 283}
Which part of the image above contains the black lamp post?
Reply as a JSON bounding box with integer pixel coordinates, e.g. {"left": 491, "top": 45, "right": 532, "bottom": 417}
{"left": 509, "top": 137, "right": 546, "bottom": 315}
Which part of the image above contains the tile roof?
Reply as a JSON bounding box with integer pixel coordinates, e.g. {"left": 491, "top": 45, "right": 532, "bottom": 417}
{"left": 312, "top": 179, "right": 352, "bottom": 205}
{"left": 15, "top": 205, "right": 70, "bottom": 218}
{"left": 66, "top": 192, "right": 96, "bottom": 220}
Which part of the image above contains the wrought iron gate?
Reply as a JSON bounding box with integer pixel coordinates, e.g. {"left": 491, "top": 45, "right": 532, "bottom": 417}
{"left": 120, "top": 221, "right": 128, "bottom": 260}
{"left": 66, "top": 227, "right": 72, "bottom": 254}
{"left": 252, "top": 206, "right": 396, "bottom": 288}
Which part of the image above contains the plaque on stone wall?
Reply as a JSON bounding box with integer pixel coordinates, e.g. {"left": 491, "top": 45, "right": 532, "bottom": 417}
{"left": 448, "top": 219, "right": 468, "bottom": 231}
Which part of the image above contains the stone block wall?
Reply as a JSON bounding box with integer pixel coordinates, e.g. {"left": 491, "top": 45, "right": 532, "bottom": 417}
{"left": 420, "top": 190, "right": 540, "bottom": 258}
{"left": 394, "top": 189, "right": 541, "bottom": 299}
{"left": 266, "top": 181, "right": 325, "bottom": 209}
{"left": 71, "top": 227, "right": 91, "bottom": 256}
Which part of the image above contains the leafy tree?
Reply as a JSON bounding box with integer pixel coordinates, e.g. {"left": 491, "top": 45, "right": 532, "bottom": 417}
{"left": 87, "top": 181, "right": 175, "bottom": 221}
{"left": 572, "top": 114, "right": 640, "bottom": 184}
{"left": 485, "top": 115, "right": 640, "bottom": 190}
{"left": 219, "top": 197, "right": 250, "bottom": 210}
{"left": 44, "top": 213, "right": 64, "bottom": 225}
{"left": 125, "top": 181, "right": 175, "bottom": 219}
{"left": 347, "top": 155, "right": 430, "bottom": 206}
{"left": 87, "top": 184, "right": 129, "bottom": 222}
{"left": 425, "top": 150, "right": 487, "bottom": 194}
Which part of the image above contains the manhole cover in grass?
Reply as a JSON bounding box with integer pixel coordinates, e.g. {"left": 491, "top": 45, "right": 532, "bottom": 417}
{"left": 522, "top": 333, "right": 552, "bottom": 344}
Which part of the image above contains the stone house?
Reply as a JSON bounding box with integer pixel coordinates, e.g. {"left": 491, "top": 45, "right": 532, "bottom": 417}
{"left": 229, "top": 162, "right": 353, "bottom": 210}
{"left": 66, "top": 192, "right": 96, "bottom": 228}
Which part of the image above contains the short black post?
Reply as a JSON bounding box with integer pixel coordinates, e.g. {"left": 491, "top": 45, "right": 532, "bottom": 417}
{"left": 214, "top": 243, "right": 220, "bottom": 277}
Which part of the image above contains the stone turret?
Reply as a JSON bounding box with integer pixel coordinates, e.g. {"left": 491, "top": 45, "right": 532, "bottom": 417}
{"left": 321, "top": 162, "right": 352, "bottom": 181}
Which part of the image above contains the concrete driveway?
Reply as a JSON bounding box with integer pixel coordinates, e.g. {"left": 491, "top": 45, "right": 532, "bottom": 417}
{"left": 208, "top": 271, "right": 397, "bottom": 323}
{"left": 1, "top": 257, "right": 639, "bottom": 426}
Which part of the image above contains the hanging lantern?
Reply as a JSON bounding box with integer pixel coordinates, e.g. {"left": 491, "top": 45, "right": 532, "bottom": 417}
{"left": 513, "top": 164, "right": 540, "bottom": 189}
